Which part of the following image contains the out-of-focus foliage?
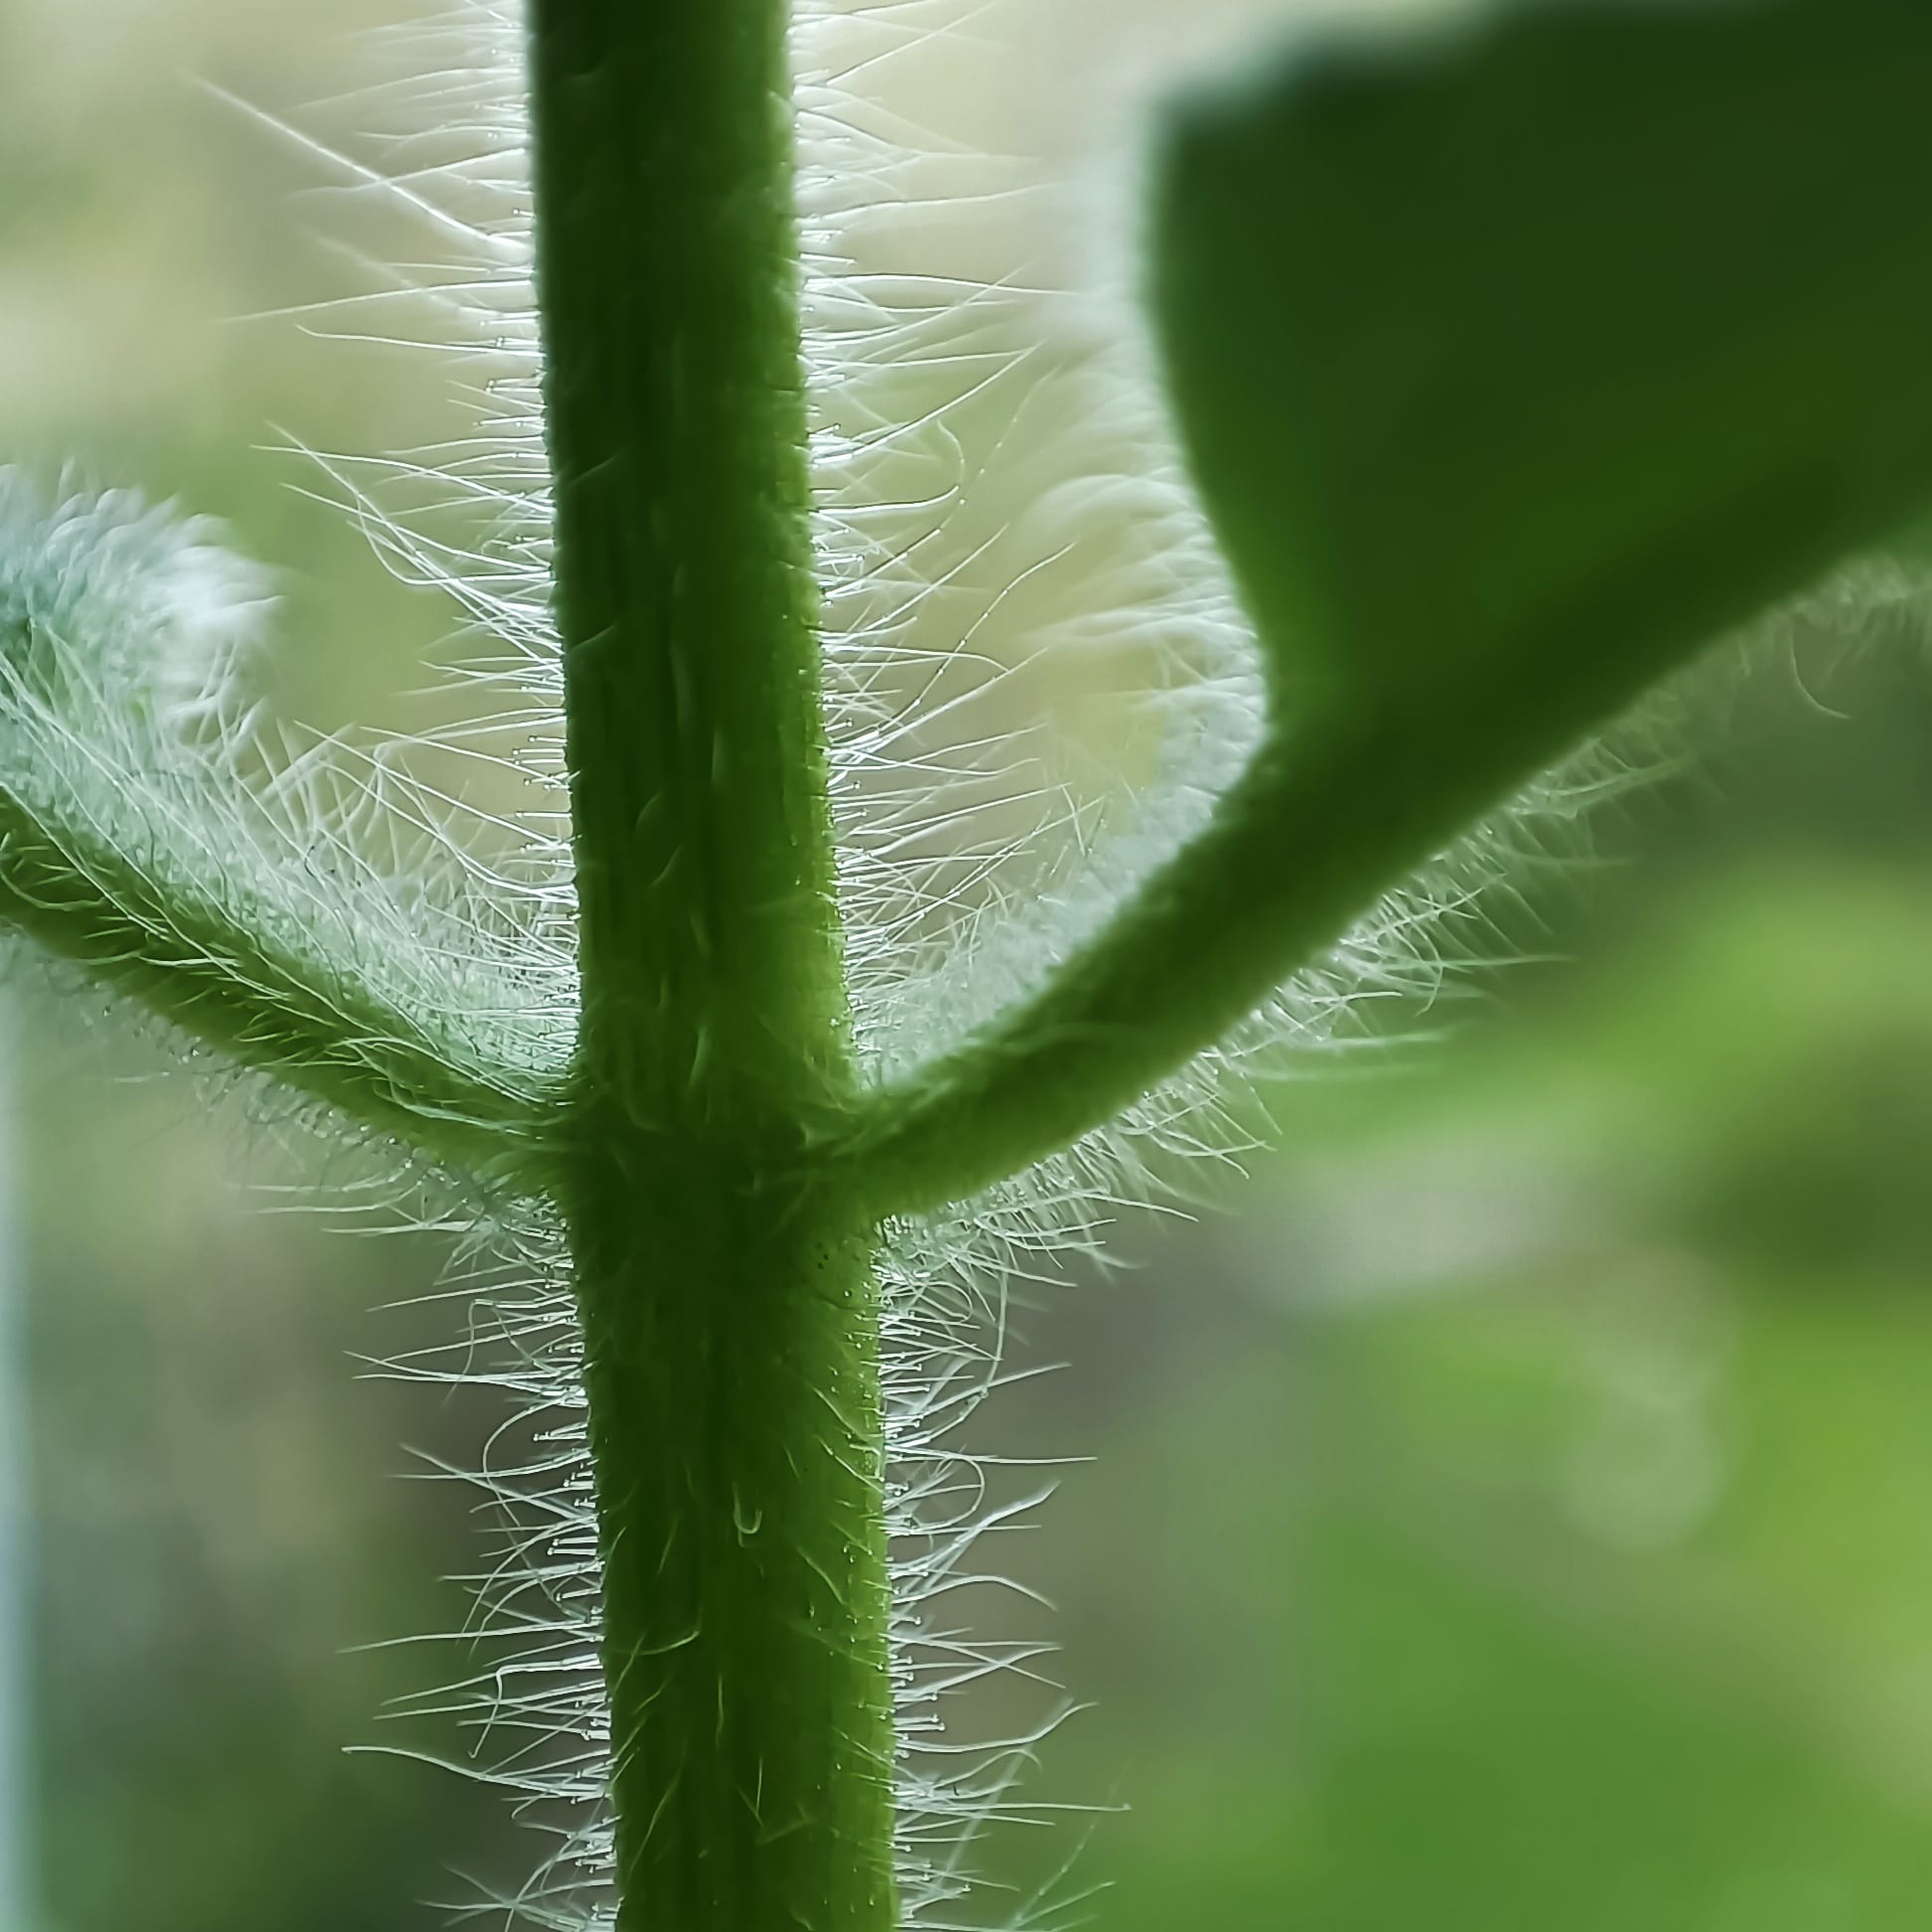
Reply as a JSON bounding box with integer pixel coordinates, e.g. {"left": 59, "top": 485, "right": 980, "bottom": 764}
{"left": 1000, "top": 648, "right": 1932, "bottom": 1927}
{"left": 1156, "top": 0, "right": 1932, "bottom": 723}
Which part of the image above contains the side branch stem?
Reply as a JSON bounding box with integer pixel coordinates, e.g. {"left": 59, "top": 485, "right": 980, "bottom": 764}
{"left": 0, "top": 789, "right": 548, "bottom": 1180}
{"left": 828, "top": 566, "right": 1740, "bottom": 1215}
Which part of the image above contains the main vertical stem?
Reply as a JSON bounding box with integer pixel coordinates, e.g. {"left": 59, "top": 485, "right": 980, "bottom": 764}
{"left": 528, "top": 5, "right": 896, "bottom": 1927}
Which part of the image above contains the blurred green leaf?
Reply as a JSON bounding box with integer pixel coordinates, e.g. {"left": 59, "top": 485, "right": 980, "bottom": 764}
{"left": 1154, "top": 0, "right": 1932, "bottom": 732}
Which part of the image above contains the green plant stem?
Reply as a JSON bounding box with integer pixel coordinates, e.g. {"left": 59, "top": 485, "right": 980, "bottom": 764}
{"left": 826, "top": 531, "right": 1764, "bottom": 1217}
{"left": 529, "top": 4, "right": 896, "bottom": 1927}
{"left": 0, "top": 787, "right": 546, "bottom": 1178}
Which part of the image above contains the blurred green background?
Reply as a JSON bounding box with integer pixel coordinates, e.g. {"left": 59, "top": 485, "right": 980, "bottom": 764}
{"left": 9, "top": 1, "right": 1932, "bottom": 1928}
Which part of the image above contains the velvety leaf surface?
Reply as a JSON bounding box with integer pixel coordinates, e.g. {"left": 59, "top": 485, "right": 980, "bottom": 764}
{"left": 1154, "top": 0, "right": 1932, "bottom": 726}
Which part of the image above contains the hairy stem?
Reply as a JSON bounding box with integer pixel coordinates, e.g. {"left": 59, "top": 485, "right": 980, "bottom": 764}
{"left": 825, "top": 658, "right": 1667, "bottom": 1216}
{"left": 0, "top": 786, "right": 548, "bottom": 1179}
{"left": 827, "top": 475, "right": 1819, "bottom": 1216}
{"left": 529, "top": 4, "right": 896, "bottom": 1925}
